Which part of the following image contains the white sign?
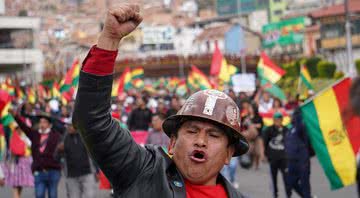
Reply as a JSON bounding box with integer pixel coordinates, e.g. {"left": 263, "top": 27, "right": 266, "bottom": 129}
{"left": 231, "top": 73, "right": 256, "bottom": 93}
{"left": 142, "top": 26, "right": 175, "bottom": 45}
{"left": 249, "top": 10, "right": 268, "bottom": 32}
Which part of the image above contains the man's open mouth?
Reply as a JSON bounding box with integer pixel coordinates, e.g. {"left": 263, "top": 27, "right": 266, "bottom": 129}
{"left": 190, "top": 150, "right": 207, "bottom": 163}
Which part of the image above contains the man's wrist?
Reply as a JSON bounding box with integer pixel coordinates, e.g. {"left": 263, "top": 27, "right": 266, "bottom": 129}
{"left": 97, "top": 33, "right": 121, "bottom": 51}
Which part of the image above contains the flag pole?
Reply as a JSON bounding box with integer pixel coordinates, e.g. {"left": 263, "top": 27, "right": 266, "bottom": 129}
{"left": 297, "top": 65, "right": 302, "bottom": 94}
{"left": 300, "top": 77, "right": 349, "bottom": 107}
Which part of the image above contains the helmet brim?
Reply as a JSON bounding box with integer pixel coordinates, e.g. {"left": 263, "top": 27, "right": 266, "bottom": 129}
{"left": 162, "top": 114, "right": 249, "bottom": 156}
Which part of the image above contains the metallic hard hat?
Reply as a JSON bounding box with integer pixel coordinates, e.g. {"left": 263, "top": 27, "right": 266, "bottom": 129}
{"left": 162, "top": 89, "right": 249, "bottom": 156}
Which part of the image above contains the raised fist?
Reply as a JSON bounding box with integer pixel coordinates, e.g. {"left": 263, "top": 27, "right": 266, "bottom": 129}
{"left": 98, "top": 3, "right": 143, "bottom": 50}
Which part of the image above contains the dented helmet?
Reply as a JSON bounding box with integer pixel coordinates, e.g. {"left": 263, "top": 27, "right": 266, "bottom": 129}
{"left": 162, "top": 89, "right": 249, "bottom": 156}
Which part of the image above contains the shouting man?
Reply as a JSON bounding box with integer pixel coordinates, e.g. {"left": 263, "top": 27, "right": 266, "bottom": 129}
{"left": 73, "top": 4, "right": 250, "bottom": 198}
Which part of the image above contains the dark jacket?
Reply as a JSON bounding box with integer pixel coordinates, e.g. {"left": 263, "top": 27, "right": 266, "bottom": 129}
{"left": 285, "top": 109, "right": 311, "bottom": 161}
{"left": 127, "top": 107, "right": 152, "bottom": 131}
{"left": 262, "top": 125, "right": 288, "bottom": 161}
{"left": 73, "top": 72, "right": 245, "bottom": 198}
{"left": 63, "top": 132, "right": 93, "bottom": 178}
{"left": 14, "top": 115, "right": 62, "bottom": 172}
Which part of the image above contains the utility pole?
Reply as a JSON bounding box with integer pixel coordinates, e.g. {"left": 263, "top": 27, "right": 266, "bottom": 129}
{"left": 345, "top": 0, "right": 356, "bottom": 77}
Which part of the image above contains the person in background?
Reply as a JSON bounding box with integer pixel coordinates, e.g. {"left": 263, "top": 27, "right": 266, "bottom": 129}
{"left": 146, "top": 113, "right": 169, "bottom": 148}
{"left": 271, "top": 98, "right": 286, "bottom": 114}
{"left": 256, "top": 90, "right": 274, "bottom": 114}
{"left": 57, "top": 121, "right": 96, "bottom": 198}
{"left": 10, "top": 108, "right": 62, "bottom": 198}
{"left": 127, "top": 96, "right": 152, "bottom": 132}
{"left": 285, "top": 94, "right": 299, "bottom": 112}
{"left": 285, "top": 108, "right": 312, "bottom": 198}
{"left": 1, "top": 124, "right": 34, "bottom": 198}
{"left": 156, "top": 99, "right": 168, "bottom": 115}
{"left": 166, "top": 95, "right": 181, "bottom": 117}
{"left": 245, "top": 104, "right": 264, "bottom": 170}
{"left": 262, "top": 112, "right": 290, "bottom": 198}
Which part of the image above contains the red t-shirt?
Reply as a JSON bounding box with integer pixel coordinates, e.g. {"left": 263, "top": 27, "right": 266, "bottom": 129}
{"left": 185, "top": 180, "right": 228, "bottom": 198}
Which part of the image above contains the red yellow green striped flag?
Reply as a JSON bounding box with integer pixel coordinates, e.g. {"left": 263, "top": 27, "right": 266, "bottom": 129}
{"left": 132, "top": 78, "right": 144, "bottom": 89}
{"left": 0, "top": 90, "right": 14, "bottom": 126}
{"left": 257, "top": 52, "right": 286, "bottom": 83}
{"left": 27, "top": 87, "right": 36, "bottom": 104}
{"left": 176, "top": 79, "right": 188, "bottom": 96}
{"left": 188, "top": 65, "right": 212, "bottom": 90}
{"left": 1, "top": 81, "right": 15, "bottom": 96}
{"left": 16, "top": 86, "right": 25, "bottom": 100}
{"left": 52, "top": 82, "right": 61, "bottom": 98}
{"left": 60, "top": 59, "right": 80, "bottom": 93}
{"left": 131, "top": 67, "right": 144, "bottom": 79}
{"left": 300, "top": 65, "right": 313, "bottom": 89}
{"left": 169, "top": 77, "right": 180, "bottom": 91}
{"left": 112, "top": 67, "right": 132, "bottom": 97}
{"left": 259, "top": 111, "right": 291, "bottom": 127}
{"left": 301, "top": 78, "right": 360, "bottom": 190}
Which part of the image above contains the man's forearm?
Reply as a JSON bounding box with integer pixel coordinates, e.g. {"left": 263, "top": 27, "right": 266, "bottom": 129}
{"left": 97, "top": 34, "right": 121, "bottom": 51}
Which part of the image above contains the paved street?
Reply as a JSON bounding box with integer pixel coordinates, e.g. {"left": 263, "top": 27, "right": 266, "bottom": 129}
{"left": 0, "top": 158, "right": 356, "bottom": 198}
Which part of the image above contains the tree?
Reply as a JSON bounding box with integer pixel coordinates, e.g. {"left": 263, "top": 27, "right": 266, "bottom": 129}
{"left": 355, "top": 59, "right": 360, "bottom": 75}
{"left": 305, "top": 56, "right": 321, "bottom": 78}
{"left": 317, "top": 61, "right": 336, "bottom": 78}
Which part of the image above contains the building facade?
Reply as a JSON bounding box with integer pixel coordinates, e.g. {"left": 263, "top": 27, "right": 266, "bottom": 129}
{"left": 0, "top": 16, "right": 44, "bottom": 82}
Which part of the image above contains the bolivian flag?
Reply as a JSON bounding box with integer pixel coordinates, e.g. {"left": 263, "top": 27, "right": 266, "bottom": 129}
{"left": 257, "top": 52, "right": 286, "bottom": 83}
{"left": 301, "top": 78, "right": 360, "bottom": 190}
{"left": 131, "top": 67, "right": 144, "bottom": 79}
{"left": 112, "top": 67, "right": 132, "bottom": 97}
{"left": 259, "top": 110, "right": 291, "bottom": 127}
{"left": 300, "top": 65, "right": 313, "bottom": 89}
{"left": 60, "top": 59, "right": 80, "bottom": 93}
{"left": 188, "top": 65, "right": 212, "bottom": 90}
{"left": 27, "top": 87, "right": 36, "bottom": 104}
{"left": 176, "top": 80, "right": 187, "bottom": 96}
{"left": 0, "top": 90, "right": 14, "bottom": 126}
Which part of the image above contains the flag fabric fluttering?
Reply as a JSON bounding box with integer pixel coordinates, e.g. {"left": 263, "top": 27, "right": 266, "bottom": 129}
{"left": 300, "top": 65, "right": 313, "bottom": 90}
{"left": 131, "top": 67, "right": 144, "bottom": 79}
{"left": 0, "top": 90, "right": 14, "bottom": 126}
{"left": 26, "top": 87, "right": 36, "bottom": 104}
{"left": 187, "top": 65, "right": 212, "bottom": 90}
{"left": 259, "top": 111, "right": 291, "bottom": 127}
{"left": 176, "top": 79, "right": 188, "bottom": 96}
{"left": 260, "top": 78, "right": 286, "bottom": 100}
{"left": 257, "top": 52, "right": 286, "bottom": 83}
{"left": 112, "top": 67, "right": 132, "bottom": 97}
{"left": 210, "top": 42, "right": 223, "bottom": 76}
{"left": 211, "top": 43, "right": 238, "bottom": 84}
{"left": 60, "top": 59, "right": 80, "bottom": 93}
{"left": 301, "top": 78, "right": 360, "bottom": 190}
{"left": 132, "top": 78, "right": 144, "bottom": 89}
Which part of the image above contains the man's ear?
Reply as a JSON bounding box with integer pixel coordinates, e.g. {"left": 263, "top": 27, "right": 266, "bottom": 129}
{"left": 168, "top": 136, "right": 177, "bottom": 155}
{"left": 224, "top": 146, "right": 235, "bottom": 165}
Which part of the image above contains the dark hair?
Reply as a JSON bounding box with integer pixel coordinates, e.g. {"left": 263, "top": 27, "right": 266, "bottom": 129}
{"left": 273, "top": 98, "right": 283, "bottom": 108}
{"left": 153, "top": 113, "right": 166, "bottom": 121}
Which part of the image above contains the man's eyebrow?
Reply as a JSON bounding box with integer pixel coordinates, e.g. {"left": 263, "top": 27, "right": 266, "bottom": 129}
{"left": 186, "top": 123, "right": 200, "bottom": 131}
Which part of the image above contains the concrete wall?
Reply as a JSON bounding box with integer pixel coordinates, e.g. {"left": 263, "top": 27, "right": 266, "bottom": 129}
{"left": 0, "top": 17, "right": 43, "bottom": 81}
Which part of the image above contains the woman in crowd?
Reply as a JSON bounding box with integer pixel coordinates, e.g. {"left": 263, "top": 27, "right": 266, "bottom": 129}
{"left": 244, "top": 104, "right": 264, "bottom": 170}
{"left": 1, "top": 124, "right": 34, "bottom": 198}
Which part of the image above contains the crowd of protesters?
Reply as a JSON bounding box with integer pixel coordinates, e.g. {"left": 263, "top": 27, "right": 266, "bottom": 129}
{"left": 0, "top": 79, "right": 317, "bottom": 198}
